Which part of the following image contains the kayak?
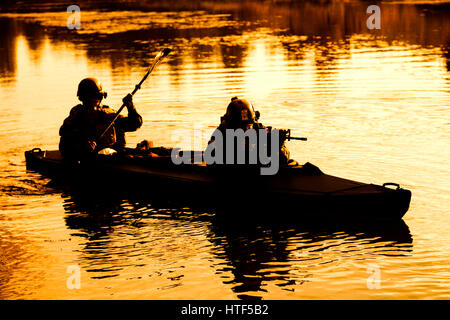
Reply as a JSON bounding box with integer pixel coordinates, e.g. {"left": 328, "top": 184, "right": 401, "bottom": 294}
{"left": 24, "top": 148, "right": 411, "bottom": 221}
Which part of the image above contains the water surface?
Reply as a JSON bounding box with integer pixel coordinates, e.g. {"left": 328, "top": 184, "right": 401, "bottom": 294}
{"left": 0, "top": 0, "right": 449, "bottom": 299}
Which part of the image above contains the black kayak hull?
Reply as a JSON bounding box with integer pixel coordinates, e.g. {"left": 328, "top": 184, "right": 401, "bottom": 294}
{"left": 25, "top": 148, "right": 411, "bottom": 221}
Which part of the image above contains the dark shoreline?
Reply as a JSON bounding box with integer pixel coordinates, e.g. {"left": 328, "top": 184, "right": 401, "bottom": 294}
{"left": 1, "top": 0, "right": 449, "bottom": 14}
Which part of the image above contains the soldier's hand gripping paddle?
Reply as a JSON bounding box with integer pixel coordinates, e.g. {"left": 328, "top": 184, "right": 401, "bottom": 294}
{"left": 97, "top": 48, "right": 172, "bottom": 141}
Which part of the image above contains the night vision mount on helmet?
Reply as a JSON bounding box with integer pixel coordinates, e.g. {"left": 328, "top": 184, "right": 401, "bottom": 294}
{"left": 77, "top": 77, "right": 108, "bottom": 101}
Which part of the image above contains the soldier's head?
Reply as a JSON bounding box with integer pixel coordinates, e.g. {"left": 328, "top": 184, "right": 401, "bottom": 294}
{"left": 222, "top": 97, "right": 260, "bottom": 130}
{"left": 77, "top": 78, "right": 107, "bottom": 108}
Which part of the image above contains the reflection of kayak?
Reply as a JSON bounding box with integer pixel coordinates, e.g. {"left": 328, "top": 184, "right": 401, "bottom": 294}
{"left": 25, "top": 148, "right": 411, "bottom": 221}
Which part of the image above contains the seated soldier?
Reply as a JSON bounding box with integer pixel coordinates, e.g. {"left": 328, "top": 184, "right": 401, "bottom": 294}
{"left": 206, "top": 97, "right": 291, "bottom": 168}
{"left": 59, "top": 78, "right": 143, "bottom": 160}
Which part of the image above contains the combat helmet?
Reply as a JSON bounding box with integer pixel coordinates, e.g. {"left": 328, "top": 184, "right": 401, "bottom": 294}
{"left": 222, "top": 97, "right": 260, "bottom": 128}
{"left": 77, "top": 77, "right": 107, "bottom": 101}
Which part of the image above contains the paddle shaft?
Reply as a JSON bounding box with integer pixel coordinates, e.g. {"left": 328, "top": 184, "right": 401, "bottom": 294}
{"left": 97, "top": 48, "right": 171, "bottom": 141}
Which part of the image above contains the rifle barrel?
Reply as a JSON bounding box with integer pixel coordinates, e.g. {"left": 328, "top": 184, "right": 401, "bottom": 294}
{"left": 289, "top": 137, "right": 307, "bottom": 141}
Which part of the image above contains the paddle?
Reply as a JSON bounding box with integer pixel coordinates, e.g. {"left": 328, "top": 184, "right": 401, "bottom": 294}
{"left": 97, "top": 48, "right": 172, "bottom": 141}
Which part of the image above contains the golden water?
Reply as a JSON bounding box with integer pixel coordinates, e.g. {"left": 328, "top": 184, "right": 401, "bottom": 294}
{"left": 0, "top": 1, "right": 449, "bottom": 299}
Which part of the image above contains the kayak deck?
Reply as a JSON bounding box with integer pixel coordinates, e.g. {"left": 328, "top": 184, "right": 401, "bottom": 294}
{"left": 25, "top": 148, "right": 412, "bottom": 221}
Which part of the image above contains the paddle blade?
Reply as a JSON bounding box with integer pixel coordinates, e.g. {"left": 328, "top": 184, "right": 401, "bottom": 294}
{"left": 154, "top": 48, "right": 171, "bottom": 61}
{"left": 162, "top": 48, "right": 172, "bottom": 57}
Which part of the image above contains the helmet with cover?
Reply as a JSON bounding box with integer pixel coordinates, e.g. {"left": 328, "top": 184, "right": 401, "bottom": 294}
{"left": 77, "top": 77, "right": 107, "bottom": 101}
{"left": 223, "top": 97, "right": 259, "bottom": 129}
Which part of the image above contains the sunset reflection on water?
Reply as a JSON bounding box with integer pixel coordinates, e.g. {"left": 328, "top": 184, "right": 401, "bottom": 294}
{"left": 0, "top": 0, "right": 449, "bottom": 299}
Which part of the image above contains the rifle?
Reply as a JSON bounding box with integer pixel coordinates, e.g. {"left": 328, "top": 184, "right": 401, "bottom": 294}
{"left": 265, "top": 127, "right": 307, "bottom": 141}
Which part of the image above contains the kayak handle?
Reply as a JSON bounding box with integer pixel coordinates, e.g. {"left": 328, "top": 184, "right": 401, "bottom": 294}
{"left": 383, "top": 182, "right": 400, "bottom": 190}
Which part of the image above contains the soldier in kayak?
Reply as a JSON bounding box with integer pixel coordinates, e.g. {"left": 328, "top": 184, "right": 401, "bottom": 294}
{"left": 205, "top": 97, "right": 292, "bottom": 172}
{"left": 59, "top": 78, "right": 143, "bottom": 160}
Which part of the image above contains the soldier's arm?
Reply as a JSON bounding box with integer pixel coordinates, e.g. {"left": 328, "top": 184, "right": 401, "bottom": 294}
{"left": 116, "top": 95, "right": 143, "bottom": 132}
{"left": 116, "top": 107, "right": 143, "bottom": 132}
{"left": 279, "top": 144, "right": 290, "bottom": 165}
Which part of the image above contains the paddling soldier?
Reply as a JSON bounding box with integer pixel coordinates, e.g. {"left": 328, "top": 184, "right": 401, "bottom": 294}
{"left": 206, "top": 97, "right": 291, "bottom": 167}
{"left": 59, "top": 78, "right": 143, "bottom": 160}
